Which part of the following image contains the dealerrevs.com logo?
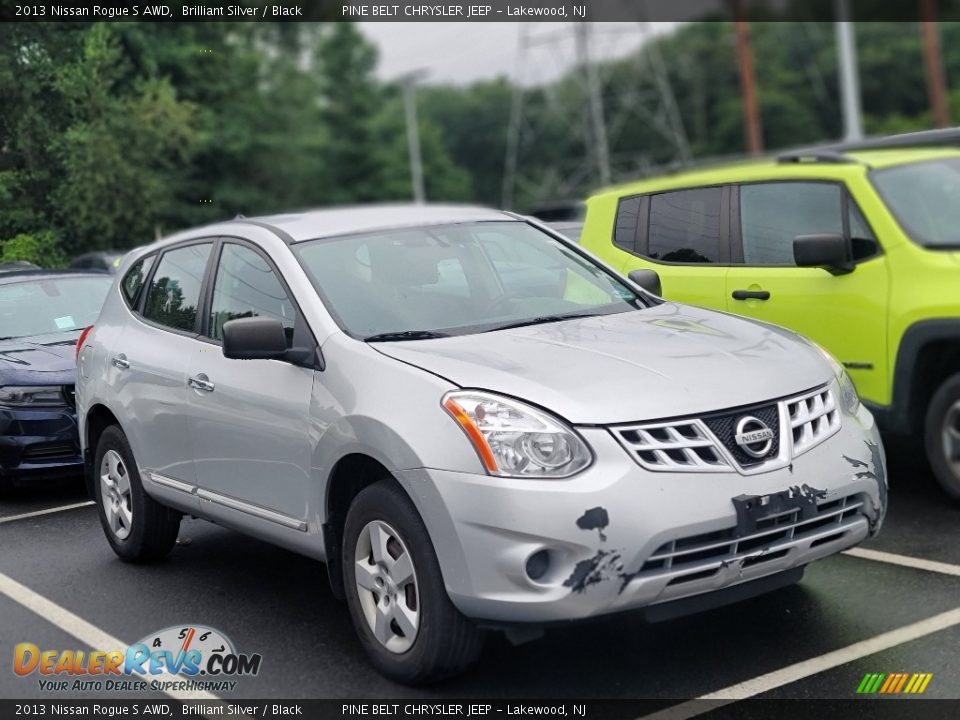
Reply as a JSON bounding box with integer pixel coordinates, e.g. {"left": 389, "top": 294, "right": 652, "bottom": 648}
{"left": 14, "top": 625, "right": 262, "bottom": 693}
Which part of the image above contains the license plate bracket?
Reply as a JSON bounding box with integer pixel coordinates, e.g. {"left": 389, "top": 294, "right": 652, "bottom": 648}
{"left": 731, "top": 484, "right": 827, "bottom": 536}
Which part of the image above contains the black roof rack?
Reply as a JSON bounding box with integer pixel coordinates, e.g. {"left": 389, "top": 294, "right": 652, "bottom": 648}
{"left": 777, "top": 150, "right": 858, "bottom": 165}
{"left": 779, "top": 127, "right": 960, "bottom": 165}
{"left": 824, "top": 127, "right": 960, "bottom": 153}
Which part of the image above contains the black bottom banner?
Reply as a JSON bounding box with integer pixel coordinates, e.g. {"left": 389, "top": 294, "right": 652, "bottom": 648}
{"left": 2, "top": 700, "right": 959, "bottom": 720}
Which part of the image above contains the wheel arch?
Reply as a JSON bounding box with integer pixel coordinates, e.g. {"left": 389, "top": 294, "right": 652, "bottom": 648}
{"left": 321, "top": 451, "right": 425, "bottom": 601}
{"left": 83, "top": 403, "right": 122, "bottom": 498}
{"left": 889, "top": 320, "right": 960, "bottom": 435}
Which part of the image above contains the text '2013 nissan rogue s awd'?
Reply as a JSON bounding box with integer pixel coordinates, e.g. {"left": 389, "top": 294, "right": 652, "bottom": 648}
{"left": 76, "top": 205, "right": 887, "bottom": 683}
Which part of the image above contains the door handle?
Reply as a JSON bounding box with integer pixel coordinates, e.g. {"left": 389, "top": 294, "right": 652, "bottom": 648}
{"left": 731, "top": 290, "right": 771, "bottom": 301}
{"left": 111, "top": 355, "right": 130, "bottom": 370}
{"left": 187, "top": 376, "right": 215, "bottom": 392}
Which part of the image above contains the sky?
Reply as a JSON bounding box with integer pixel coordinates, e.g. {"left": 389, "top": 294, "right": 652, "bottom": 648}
{"left": 360, "top": 22, "right": 678, "bottom": 86}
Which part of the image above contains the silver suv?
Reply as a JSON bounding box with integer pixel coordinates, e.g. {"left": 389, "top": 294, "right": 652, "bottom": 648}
{"left": 77, "top": 205, "right": 887, "bottom": 683}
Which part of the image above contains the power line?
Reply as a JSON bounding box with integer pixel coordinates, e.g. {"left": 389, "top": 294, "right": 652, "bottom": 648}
{"left": 502, "top": 22, "right": 691, "bottom": 210}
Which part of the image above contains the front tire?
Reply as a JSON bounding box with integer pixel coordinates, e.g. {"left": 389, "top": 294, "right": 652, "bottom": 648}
{"left": 342, "top": 480, "right": 484, "bottom": 684}
{"left": 94, "top": 426, "right": 180, "bottom": 562}
{"left": 925, "top": 373, "right": 960, "bottom": 500}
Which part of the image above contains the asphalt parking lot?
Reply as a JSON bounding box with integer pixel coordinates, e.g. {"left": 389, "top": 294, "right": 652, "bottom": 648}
{"left": 2, "top": 441, "right": 959, "bottom": 709}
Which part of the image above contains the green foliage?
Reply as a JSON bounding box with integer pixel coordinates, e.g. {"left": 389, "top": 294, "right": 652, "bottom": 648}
{"left": 1, "top": 231, "right": 67, "bottom": 268}
{"left": 0, "top": 20, "right": 958, "bottom": 263}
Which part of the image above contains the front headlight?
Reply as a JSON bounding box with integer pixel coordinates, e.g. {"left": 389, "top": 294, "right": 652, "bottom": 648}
{"left": 835, "top": 366, "right": 861, "bottom": 415}
{"left": 806, "top": 341, "right": 861, "bottom": 415}
{"left": 442, "top": 391, "right": 592, "bottom": 478}
{"left": 0, "top": 385, "right": 67, "bottom": 407}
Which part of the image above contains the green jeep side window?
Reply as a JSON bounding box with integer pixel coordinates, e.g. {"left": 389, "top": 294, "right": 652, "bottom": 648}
{"left": 738, "top": 182, "right": 877, "bottom": 265}
{"left": 648, "top": 187, "right": 722, "bottom": 263}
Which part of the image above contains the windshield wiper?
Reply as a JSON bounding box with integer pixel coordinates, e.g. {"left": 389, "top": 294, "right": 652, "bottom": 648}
{"left": 485, "top": 311, "right": 604, "bottom": 333}
{"left": 364, "top": 330, "right": 451, "bottom": 342}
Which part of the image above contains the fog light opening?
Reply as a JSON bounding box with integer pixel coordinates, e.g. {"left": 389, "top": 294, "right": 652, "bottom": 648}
{"left": 525, "top": 549, "right": 551, "bottom": 582}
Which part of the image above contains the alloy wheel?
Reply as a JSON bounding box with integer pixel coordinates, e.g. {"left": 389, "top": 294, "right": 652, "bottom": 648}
{"left": 353, "top": 519, "right": 420, "bottom": 654}
{"left": 100, "top": 449, "right": 133, "bottom": 540}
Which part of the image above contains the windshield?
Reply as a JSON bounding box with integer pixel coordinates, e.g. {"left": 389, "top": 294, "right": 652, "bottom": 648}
{"left": 872, "top": 157, "right": 960, "bottom": 248}
{"left": 0, "top": 276, "right": 113, "bottom": 339}
{"left": 294, "top": 221, "right": 645, "bottom": 339}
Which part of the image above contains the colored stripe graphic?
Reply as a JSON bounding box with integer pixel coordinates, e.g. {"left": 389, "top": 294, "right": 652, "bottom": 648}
{"left": 879, "top": 674, "right": 896, "bottom": 693}
{"left": 857, "top": 672, "right": 932, "bottom": 694}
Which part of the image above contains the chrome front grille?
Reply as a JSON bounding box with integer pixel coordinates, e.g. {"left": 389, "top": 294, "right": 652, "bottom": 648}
{"left": 611, "top": 384, "right": 839, "bottom": 474}
{"left": 637, "top": 494, "right": 864, "bottom": 581}
{"left": 613, "top": 419, "right": 732, "bottom": 472}
{"left": 788, "top": 386, "right": 840, "bottom": 456}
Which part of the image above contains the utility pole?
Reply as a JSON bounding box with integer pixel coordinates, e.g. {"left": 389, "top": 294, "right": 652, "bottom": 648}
{"left": 398, "top": 69, "right": 428, "bottom": 203}
{"left": 576, "top": 24, "right": 612, "bottom": 187}
{"left": 835, "top": 0, "right": 864, "bottom": 141}
{"left": 732, "top": 0, "right": 763, "bottom": 155}
{"left": 502, "top": 23, "right": 689, "bottom": 209}
{"left": 920, "top": 0, "right": 951, "bottom": 128}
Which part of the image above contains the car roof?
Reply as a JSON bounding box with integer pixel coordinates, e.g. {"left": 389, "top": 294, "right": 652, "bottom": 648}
{"left": 0, "top": 269, "right": 112, "bottom": 285}
{"left": 242, "top": 204, "right": 517, "bottom": 243}
{"left": 72, "top": 250, "right": 123, "bottom": 259}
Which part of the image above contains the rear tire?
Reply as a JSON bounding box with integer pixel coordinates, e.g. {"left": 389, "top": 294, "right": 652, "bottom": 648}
{"left": 94, "top": 426, "right": 180, "bottom": 562}
{"left": 924, "top": 373, "right": 960, "bottom": 500}
{"left": 342, "top": 480, "right": 484, "bottom": 684}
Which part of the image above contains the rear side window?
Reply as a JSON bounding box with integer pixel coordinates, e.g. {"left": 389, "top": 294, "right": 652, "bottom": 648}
{"left": 614, "top": 196, "right": 642, "bottom": 252}
{"left": 121, "top": 255, "right": 155, "bottom": 309}
{"left": 143, "top": 243, "right": 213, "bottom": 332}
{"left": 648, "top": 187, "right": 722, "bottom": 263}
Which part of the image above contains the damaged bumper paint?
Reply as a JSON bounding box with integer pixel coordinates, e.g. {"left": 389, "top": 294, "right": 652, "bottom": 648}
{"left": 398, "top": 403, "right": 886, "bottom": 625}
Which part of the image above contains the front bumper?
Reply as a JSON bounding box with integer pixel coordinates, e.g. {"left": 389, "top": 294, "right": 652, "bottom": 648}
{"left": 399, "top": 404, "right": 886, "bottom": 624}
{"left": 0, "top": 406, "right": 83, "bottom": 481}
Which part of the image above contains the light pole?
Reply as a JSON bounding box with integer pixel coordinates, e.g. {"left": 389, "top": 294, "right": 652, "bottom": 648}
{"left": 835, "top": 0, "right": 864, "bottom": 141}
{"left": 397, "top": 69, "right": 429, "bottom": 203}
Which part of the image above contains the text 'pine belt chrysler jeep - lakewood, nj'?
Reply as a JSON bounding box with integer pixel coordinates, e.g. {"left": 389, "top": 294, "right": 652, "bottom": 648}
{"left": 76, "top": 205, "right": 886, "bottom": 683}
{"left": 581, "top": 128, "right": 960, "bottom": 500}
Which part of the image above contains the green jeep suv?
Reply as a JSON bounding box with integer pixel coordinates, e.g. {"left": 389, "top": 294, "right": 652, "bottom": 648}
{"left": 581, "top": 129, "right": 960, "bottom": 498}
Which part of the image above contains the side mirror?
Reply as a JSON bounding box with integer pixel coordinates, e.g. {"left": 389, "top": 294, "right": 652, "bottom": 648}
{"left": 793, "top": 234, "right": 853, "bottom": 275}
{"left": 628, "top": 268, "right": 662, "bottom": 296}
{"left": 222, "top": 317, "right": 288, "bottom": 360}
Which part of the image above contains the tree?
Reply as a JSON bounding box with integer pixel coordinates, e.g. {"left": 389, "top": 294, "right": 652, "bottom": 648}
{"left": 315, "top": 23, "right": 384, "bottom": 203}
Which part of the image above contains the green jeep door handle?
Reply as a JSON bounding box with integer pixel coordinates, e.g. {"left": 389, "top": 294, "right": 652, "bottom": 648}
{"left": 732, "top": 290, "right": 771, "bottom": 301}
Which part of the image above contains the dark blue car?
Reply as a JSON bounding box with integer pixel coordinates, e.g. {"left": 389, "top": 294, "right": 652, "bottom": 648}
{"left": 0, "top": 270, "right": 113, "bottom": 494}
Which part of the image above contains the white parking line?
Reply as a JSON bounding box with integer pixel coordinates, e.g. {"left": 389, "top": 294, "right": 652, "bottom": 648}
{"left": 844, "top": 546, "right": 960, "bottom": 578}
{"left": 0, "top": 571, "right": 224, "bottom": 708}
{"left": 640, "top": 605, "right": 960, "bottom": 719}
{"left": 0, "top": 501, "right": 95, "bottom": 525}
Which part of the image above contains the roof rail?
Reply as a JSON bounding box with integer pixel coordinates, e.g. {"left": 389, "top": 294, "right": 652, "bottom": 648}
{"left": 820, "top": 127, "right": 960, "bottom": 154}
{"left": 777, "top": 150, "right": 858, "bottom": 165}
{"left": 777, "top": 127, "right": 960, "bottom": 166}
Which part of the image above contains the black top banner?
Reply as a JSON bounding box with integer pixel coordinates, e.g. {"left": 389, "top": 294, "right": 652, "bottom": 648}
{"left": 2, "top": 0, "right": 960, "bottom": 23}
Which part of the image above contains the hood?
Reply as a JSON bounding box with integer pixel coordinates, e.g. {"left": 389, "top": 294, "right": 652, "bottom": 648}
{"left": 0, "top": 331, "right": 80, "bottom": 386}
{"left": 373, "top": 304, "right": 832, "bottom": 424}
